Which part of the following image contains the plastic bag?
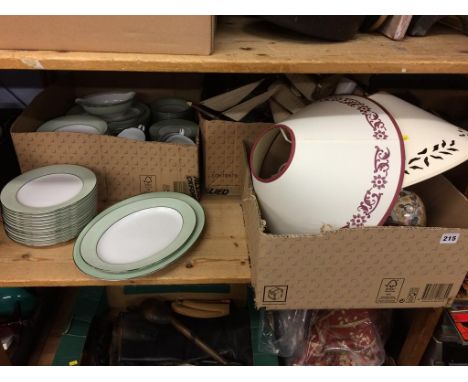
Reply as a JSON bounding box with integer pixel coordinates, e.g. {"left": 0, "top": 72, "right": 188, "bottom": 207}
{"left": 288, "top": 309, "right": 390, "bottom": 366}
{"left": 259, "top": 309, "right": 318, "bottom": 357}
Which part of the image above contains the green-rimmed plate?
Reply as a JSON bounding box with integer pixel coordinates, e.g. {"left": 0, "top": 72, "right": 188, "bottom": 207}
{"left": 1, "top": 165, "right": 98, "bottom": 247}
{"left": 1, "top": 190, "right": 97, "bottom": 220}
{"left": 1, "top": 165, "right": 96, "bottom": 215}
{"left": 80, "top": 197, "right": 196, "bottom": 273}
{"left": 36, "top": 115, "right": 108, "bottom": 135}
{"left": 73, "top": 192, "right": 205, "bottom": 281}
{"left": 4, "top": 206, "right": 97, "bottom": 234}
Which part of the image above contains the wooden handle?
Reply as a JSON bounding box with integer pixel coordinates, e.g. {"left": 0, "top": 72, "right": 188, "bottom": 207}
{"left": 171, "top": 318, "right": 228, "bottom": 365}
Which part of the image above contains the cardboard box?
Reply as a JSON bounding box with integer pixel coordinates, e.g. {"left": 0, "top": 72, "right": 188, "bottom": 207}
{"left": 241, "top": 144, "right": 468, "bottom": 310}
{"left": 11, "top": 73, "right": 203, "bottom": 202}
{"left": 0, "top": 16, "right": 215, "bottom": 55}
{"left": 200, "top": 116, "right": 272, "bottom": 196}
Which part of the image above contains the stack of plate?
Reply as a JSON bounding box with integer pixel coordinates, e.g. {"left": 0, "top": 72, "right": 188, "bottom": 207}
{"left": 73, "top": 192, "right": 205, "bottom": 281}
{"left": 68, "top": 102, "right": 151, "bottom": 136}
{"left": 0, "top": 165, "right": 97, "bottom": 247}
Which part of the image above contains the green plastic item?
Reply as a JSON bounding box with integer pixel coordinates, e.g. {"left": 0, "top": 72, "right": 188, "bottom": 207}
{"left": 52, "top": 287, "right": 105, "bottom": 366}
{"left": 248, "top": 291, "right": 280, "bottom": 366}
{"left": 0, "top": 287, "right": 37, "bottom": 318}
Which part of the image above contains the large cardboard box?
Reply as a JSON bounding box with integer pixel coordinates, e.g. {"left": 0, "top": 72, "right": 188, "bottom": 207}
{"left": 200, "top": 116, "right": 271, "bottom": 196}
{"left": 0, "top": 16, "right": 215, "bottom": 55}
{"left": 11, "top": 73, "right": 203, "bottom": 202}
{"left": 241, "top": 144, "right": 468, "bottom": 310}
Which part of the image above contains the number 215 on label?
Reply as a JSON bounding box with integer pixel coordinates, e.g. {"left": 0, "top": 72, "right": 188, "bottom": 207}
{"left": 440, "top": 233, "right": 460, "bottom": 244}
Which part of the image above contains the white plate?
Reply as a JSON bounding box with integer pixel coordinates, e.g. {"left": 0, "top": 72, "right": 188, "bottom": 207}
{"left": 1, "top": 165, "right": 96, "bottom": 215}
{"left": 73, "top": 192, "right": 205, "bottom": 281}
{"left": 79, "top": 197, "right": 197, "bottom": 272}
{"left": 37, "top": 115, "right": 108, "bottom": 135}
{"left": 17, "top": 173, "right": 83, "bottom": 208}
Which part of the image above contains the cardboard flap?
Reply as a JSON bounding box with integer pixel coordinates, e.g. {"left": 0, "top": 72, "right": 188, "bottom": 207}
{"left": 411, "top": 175, "right": 468, "bottom": 229}
{"left": 200, "top": 116, "right": 273, "bottom": 195}
{"left": 11, "top": 85, "right": 75, "bottom": 133}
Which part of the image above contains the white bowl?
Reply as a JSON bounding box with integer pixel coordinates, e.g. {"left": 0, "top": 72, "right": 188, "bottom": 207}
{"left": 250, "top": 95, "right": 405, "bottom": 234}
{"left": 369, "top": 92, "right": 468, "bottom": 187}
{"left": 76, "top": 91, "right": 136, "bottom": 116}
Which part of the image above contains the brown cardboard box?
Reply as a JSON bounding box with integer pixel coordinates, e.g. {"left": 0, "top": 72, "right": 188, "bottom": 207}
{"left": 241, "top": 144, "right": 468, "bottom": 310}
{"left": 11, "top": 73, "right": 203, "bottom": 202}
{"left": 0, "top": 16, "right": 215, "bottom": 55}
{"left": 200, "top": 116, "right": 272, "bottom": 195}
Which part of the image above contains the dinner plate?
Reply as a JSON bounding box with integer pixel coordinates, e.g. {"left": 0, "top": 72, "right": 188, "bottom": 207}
{"left": 4, "top": 205, "right": 97, "bottom": 233}
{"left": 1, "top": 165, "right": 96, "bottom": 215}
{"left": 5, "top": 224, "right": 84, "bottom": 243}
{"left": 80, "top": 197, "right": 196, "bottom": 272}
{"left": 1, "top": 188, "right": 97, "bottom": 218}
{"left": 36, "top": 115, "right": 108, "bottom": 135}
{"left": 73, "top": 192, "right": 205, "bottom": 281}
{"left": 4, "top": 224, "right": 85, "bottom": 246}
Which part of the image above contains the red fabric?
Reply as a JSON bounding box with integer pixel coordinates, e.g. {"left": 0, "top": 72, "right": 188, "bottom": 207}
{"left": 291, "top": 309, "right": 386, "bottom": 366}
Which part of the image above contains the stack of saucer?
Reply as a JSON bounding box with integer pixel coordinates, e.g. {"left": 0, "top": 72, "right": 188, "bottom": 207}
{"left": 149, "top": 119, "right": 198, "bottom": 144}
{"left": 1, "top": 165, "right": 97, "bottom": 247}
{"left": 106, "top": 102, "right": 151, "bottom": 135}
{"left": 73, "top": 192, "right": 204, "bottom": 281}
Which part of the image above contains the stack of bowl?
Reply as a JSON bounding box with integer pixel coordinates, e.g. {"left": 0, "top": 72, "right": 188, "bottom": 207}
{"left": 0, "top": 165, "right": 98, "bottom": 246}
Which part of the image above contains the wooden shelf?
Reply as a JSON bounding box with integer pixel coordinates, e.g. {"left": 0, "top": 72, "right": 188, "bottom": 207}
{"left": 0, "top": 16, "right": 468, "bottom": 74}
{"left": 0, "top": 196, "right": 250, "bottom": 287}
